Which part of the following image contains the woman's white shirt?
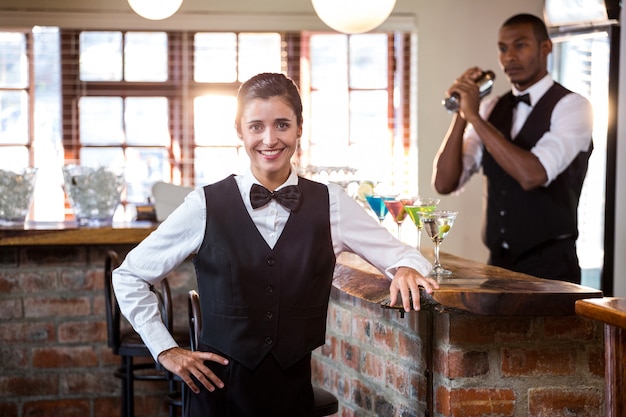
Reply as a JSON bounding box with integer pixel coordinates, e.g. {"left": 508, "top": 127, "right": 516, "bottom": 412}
{"left": 113, "top": 170, "right": 432, "bottom": 360}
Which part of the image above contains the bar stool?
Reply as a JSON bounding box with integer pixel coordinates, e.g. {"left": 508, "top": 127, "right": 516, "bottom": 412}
{"left": 186, "top": 290, "right": 339, "bottom": 416}
{"left": 104, "top": 250, "right": 187, "bottom": 417}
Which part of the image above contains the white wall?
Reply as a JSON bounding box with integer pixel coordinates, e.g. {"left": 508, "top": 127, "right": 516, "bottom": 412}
{"left": 411, "top": 0, "right": 542, "bottom": 263}
{"left": 4, "top": 0, "right": 623, "bottom": 293}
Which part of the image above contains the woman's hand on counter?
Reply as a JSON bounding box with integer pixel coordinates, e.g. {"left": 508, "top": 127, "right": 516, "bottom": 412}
{"left": 389, "top": 267, "right": 439, "bottom": 312}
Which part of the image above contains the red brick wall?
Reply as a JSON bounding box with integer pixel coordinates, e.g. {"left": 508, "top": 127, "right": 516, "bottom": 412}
{"left": 0, "top": 245, "right": 195, "bottom": 417}
{"left": 312, "top": 287, "right": 605, "bottom": 417}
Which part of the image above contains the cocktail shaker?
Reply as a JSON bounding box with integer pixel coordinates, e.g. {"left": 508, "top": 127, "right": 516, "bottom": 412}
{"left": 442, "top": 70, "right": 496, "bottom": 113}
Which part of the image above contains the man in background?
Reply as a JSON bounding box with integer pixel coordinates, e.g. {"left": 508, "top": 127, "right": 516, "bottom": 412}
{"left": 432, "top": 13, "right": 593, "bottom": 283}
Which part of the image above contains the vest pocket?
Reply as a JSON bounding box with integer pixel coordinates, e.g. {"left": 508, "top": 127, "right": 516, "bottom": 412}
{"left": 212, "top": 301, "right": 249, "bottom": 318}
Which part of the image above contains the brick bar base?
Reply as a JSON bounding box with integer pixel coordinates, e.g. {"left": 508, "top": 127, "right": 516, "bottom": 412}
{"left": 312, "top": 287, "right": 605, "bottom": 417}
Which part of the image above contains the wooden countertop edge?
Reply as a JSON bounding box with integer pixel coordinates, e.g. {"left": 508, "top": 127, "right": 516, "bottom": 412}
{"left": 0, "top": 222, "right": 157, "bottom": 246}
{"left": 575, "top": 297, "right": 626, "bottom": 329}
{"left": 334, "top": 253, "right": 603, "bottom": 317}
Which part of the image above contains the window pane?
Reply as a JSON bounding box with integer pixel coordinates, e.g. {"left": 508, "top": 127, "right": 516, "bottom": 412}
{"left": 125, "top": 147, "right": 171, "bottom": 203}
{"left": 310, "top": 34, "right": 348, "bottom": 89}
{"left": 0, "top": 32, "right": 28, "bottom": 88}
{"left": 309, "top": 90, "right": 349, "bottom": 166}
{"left": 80, "top": 31, "right": 122, "bottom": 81}
{"left": 310, "top": 90, "right": 349, "bottom": 147}
{"left": 79, "top": 97, "right": 124, "bottom": 145}
{"left": 308, "top": 143, "right": 350, "bottom": 167}
{"left": 348, "top": 142, "right": 392, "bottom": 182}
{"left": 32, "top": 27, "right": 64, "bottom": 222}
{"left": 33, "top": 27, "right": 61, "bottom": 148}
{"left": 80, "top": 147, "right": 125, "bottom": 169}
{"left": 237, "top": 33, "right": 282, "bottom": 82}
{"left": 349, "top": 90, "right": 388, "bottom": 146}
{"left": 195, "top": 147, "right": 246, "bottom": 186}
{"left": 349, "top": 34, "right": 388, "bottom": 89}
{"left": 0, "top": 90, "right": 28, "bottom": 144}
{"left": 194, "top": 95, "right": 238, "bottom": 146}
{"left": 0, "top": 146, "right": 28, "bottom": 170}
{"left": 194, "top": 33, "right": 237, "bottom": 82}
{"left": 125, "top": 97, "right": 170, "bottom": 146}
{"left": 124, "top": 32, "right": 168, "bottom": 82}
{"left": 349, "top": 91, "right": 391, "bottom": 180}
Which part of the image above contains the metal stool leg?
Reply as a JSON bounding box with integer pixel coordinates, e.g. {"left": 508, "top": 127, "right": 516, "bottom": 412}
{"left": 121, "top": 356, "right": 134, "bottom": 417}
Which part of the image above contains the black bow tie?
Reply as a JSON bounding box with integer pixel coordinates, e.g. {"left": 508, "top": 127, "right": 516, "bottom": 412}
{"left": 250, "top": 184, "right": 301, "bottom": 211}
{"left": 512, "top": 93, "right": 531, "bottom": 106}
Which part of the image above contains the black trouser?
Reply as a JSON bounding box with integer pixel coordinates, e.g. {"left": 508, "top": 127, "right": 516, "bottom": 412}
{"left": 489, "top": 237, "right": 581, "bottom": 284}
{"left": 185, "top": 344, "right": 314, "bottom": 417}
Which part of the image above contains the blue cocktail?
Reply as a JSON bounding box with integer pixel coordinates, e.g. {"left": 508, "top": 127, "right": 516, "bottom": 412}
{"left": 365, "top": 195, "right": 394, "bottom": 224}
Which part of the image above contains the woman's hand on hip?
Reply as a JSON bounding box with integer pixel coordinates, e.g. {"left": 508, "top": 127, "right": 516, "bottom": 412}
{"left": 158, "top": 346, "right": 229, "bottom": 394}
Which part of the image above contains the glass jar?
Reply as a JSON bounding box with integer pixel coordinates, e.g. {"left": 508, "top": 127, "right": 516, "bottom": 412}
{"left": 62, "top": 165, "right": 125, "bottom": 226}
{"left": 0, "top": 168, "right": 38, "bottom": 225}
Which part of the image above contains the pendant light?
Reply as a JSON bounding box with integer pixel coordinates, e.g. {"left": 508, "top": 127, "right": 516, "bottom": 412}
{"left": 128, "top": 0, "right": 183, "bottom": 20}
{"left": 311, "top": 0, "right": 397, "bottom": 34}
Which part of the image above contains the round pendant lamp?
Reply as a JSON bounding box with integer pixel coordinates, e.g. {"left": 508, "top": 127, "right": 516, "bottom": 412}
{"left": 311, "top": 0, "right": 397, "bottom": 34}
{"left": 128, "top": 0, "right": 183, "bottom": 20}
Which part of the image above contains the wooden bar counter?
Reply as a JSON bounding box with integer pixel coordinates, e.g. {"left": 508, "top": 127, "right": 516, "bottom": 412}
{"left": 336, "top": 251, "right": 602, "bottom": 316}
{"left": 321, "top": 253, "right": 606, "bottom": 416}
{"left": 576, "top": 298, "right": 626, "bottom": 417}
{"left": 0, "top": 220, "right": 156, "bottom": 246}
{"left": 0, "top": 223, "right": 607, "bottom": 417}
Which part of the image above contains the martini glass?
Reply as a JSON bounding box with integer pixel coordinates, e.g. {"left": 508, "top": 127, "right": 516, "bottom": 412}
{"left": 365, "top": 195, "right": 394, "bottom": 224}
{"left": 384, "top": 198, "right": 414, "bottom": 240}
{"left": 404, "top": 197, "right": 440, "bottom": 251}
{"left": 419, "top": 210, "right": 458, "bottom": 278}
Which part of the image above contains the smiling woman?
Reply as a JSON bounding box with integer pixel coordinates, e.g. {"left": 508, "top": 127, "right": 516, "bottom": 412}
{"left": 236, "top": 76, "right": 303, "bottom": 191}
{"left": 112, "top": 71, "right": 437, "bottom": 416}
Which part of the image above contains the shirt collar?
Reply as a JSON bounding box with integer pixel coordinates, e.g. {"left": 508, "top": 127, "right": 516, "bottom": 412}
{"left": 512, "top": 73, "right": 553, "bottom": 106}
{"left": 239, "top": 166, "right": 299, "bottom": 194}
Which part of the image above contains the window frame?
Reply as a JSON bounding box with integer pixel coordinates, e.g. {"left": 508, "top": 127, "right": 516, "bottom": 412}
{"left": 56, "top": 28, "right": 412, "bottom": 210}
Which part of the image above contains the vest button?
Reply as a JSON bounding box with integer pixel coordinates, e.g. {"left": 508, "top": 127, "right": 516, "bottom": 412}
{"left": 265, "top": 311, "right": 274, "bottom": 319}
{"left": 264, "top": 337, "right": 273, "bottom": 345}
{"left": 267, "top": 258, "right": 276, "bottom": 266}
{"left": 265, "top": 285, "right": 274, "bottom": 293}
{"left": 500, "top": 228, "right": 506, "bottom": 234}
{"left": 499, "top": 210, "right": 506, "bottom": 216}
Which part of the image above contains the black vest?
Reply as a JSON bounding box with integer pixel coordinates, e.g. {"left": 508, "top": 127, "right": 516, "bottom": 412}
{"left": 193, "top": 175, "right": 336, "bottom": 370}
{"left": 482, "top": 83, "right": 592, "bottom": 259}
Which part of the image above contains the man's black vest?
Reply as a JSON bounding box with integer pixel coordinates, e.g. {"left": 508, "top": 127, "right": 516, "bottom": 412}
{"left": 482, "top": 83, "right": 592, "bottom": 259}
{"left": 194, "top": 175, "right": 336, "bottom": 370}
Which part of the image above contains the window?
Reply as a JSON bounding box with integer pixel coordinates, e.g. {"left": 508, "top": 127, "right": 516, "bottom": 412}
{"left": 62, "top": 30, "right": 286, "bottom": 220}
{"left": 301, "top": 32, "right": 400, "bottom": 190}
{"left": 0, "top": 32, "right": 30, "bottom": 169}
{"left": 0, "top": 28, "right": 62, "bottom": 221}
{"left": 1, "top": 28, "right": 414, "bottom": 222}
{"left": 551, "top": 29, "right": 612, "bottom": 290}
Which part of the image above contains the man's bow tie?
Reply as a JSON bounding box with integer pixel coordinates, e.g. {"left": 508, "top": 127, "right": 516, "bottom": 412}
{"left": 512, "top": 93, "right": 531, "bottom": 106}
{"left": 250, "top": 184, "right": 301, "bottom": 211}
